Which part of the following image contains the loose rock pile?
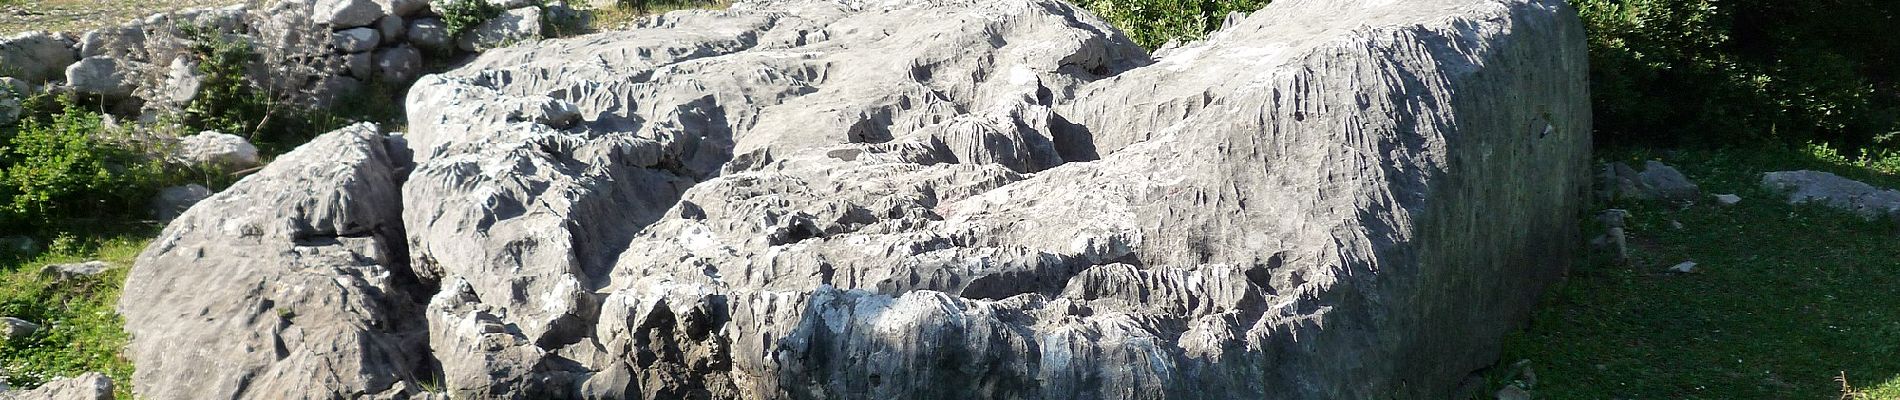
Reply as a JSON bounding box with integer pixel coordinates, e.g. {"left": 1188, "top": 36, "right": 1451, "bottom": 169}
{"left": 0, "top": 0, "right": 560, "bottom": 122}
{"left": 118, "top": 0, "right": 1591, "bottom": 398}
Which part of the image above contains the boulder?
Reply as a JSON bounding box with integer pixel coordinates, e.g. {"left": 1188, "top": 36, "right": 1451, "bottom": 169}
{"left": 1603, "top": 160, "right": 1701, "bottom": 202}
{"left": 0, "top": 31, "right": 80, "bottom": 84}
{"left": 1762, "top": 170, "right": 1900, "bottom": 220}
{"left": 126, "top": 0, "right": 1589, "bottom": 398}
{"left": 377, "top": 15, "right": 407, "bottom": 45}
{"left": 0, "top": 317, "right": 36, "bottom": 341}
{"left": 150, "top": 184, "right": 213, "bottom": 222}
{"left": 347, "top": 51, "right": 374, "bottom": 79}
{"left": 379, "top": 0, "right": 430, "bottom": 17}
{"left": 78, "top": 25, "right": 147, "bottom": 59}
{"left": 6, "top": 372, "right": 113, "bottom": 400}
{"left": 0, "top": 91, "right": 17, "bottom": 126}
{"left": 174, "top": 131, "right": 261, "bottom": 168}
{"left": 119, "top": 124, "right": 432, "bottom": 399}
{"left": 455, "top": 6, "right": 540, "bottom": 52}
{"left": 40, "top": 260, "right": 112, "bottom": 283}
{"left": 316, "top": 0, "right": 386, "bottom": 28}
{"left": 334, "top": 27, "right": 382, "bottom": 53}
{"left": 374, "top": 45, "right": 423, "bottom": 83}
{"left": 406, "top": 17, "right": 452, "bottom": 53}
{"left": 64, "top": 56, "right": 136, "bottom": 99}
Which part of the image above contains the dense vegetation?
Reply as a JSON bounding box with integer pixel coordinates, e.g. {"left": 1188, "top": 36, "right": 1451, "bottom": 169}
{"left": 1082, "top": 0, "right": 1900, "bottom": 154}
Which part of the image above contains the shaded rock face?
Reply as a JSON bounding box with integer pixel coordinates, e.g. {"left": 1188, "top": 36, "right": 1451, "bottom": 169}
{"left": 119, "top": 124, "right": 432, "bottom": 399}
{"left": 120, "top": 0, "right": 1590, "bottom": 398}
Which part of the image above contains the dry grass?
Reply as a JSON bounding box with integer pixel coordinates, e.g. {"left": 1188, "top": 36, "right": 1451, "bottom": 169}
{"left": 582, "top": 0, "right": 731, "bottom": 33}
{"left": 0, "top": 0, "right": 236, "bottom": 35}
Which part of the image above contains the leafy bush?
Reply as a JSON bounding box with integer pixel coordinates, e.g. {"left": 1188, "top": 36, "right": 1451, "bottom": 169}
{"left": 1071, "top": 0, "right": 1267, "bottom": 49}
{"left": 441, "top": 0, "right": 505, "bottom": 38}
{"left": 1577, "top": 0, "right": 1900, "bottom": 150}
{"left": 0, "top": 96, "right": 170, "bottom": 233}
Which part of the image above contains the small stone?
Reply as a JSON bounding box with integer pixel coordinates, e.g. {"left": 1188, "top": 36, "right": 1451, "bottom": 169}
{"left": 1496, "top": 384, "right": 1531, "bottom": 400}
{"left": 1597, "top": 209, "right": 1629, "bottom": 228}
{"left": 175, "top": 131, "right": 262, "bottom": 168}
{"left": 1637, "top": 160, "right": 1701, "bottom": 202}
{"left": 151, "top": 184, "right": 213, "bottom": 222}
{"left": 376, "top": 15, "right": 406, "bottom": 45}
{"left": 1715, "top": 193, "right": 1741, "bottom": 206}
{"left": 40, "top": 261, "right": 111, "bottom": 283}
{"left": 1, "top": 317, "right": 37, "bottom": 341}
{"left": 406, "top": 18, "right": 452, "bottom": 53}
{"left": 316, "top": 0, "right": 385, "bottom": 28}
{"left": 1667, "top": 261, "right": 1697, "bottom": 274}
{"left": 1669, "top": 220, "right": 1683, "bottom": 230}
{"left": 333, "top": 27, "right": 381, "bottom": 53}
{"left": 65, "top": 55, "right": 136, "bottom": 99}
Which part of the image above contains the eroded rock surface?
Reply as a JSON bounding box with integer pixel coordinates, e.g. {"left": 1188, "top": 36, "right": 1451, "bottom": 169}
{"left": 121, "top": 0, "right": 1590, "bottom": 398}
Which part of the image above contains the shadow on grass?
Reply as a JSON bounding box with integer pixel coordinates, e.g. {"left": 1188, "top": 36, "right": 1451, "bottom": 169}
{"left": 1489, "top": 145, "right": 1900, "bottom": 399}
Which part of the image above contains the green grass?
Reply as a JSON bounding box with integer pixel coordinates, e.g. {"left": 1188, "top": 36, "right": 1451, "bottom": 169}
{"left": 1494, "top": 145, "right": 1900, "bottom": 399}
{"left": 0, "top": 233, "right": 146, "bottom": 398}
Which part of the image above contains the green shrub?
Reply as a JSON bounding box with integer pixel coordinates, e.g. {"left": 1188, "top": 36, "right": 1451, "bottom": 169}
{"left": 1576, "top": 0, "right": 1900, "bottom": 150}
{"left": 1072, "top": 0, "right": 1267, "bottom": 49}
{"left": 0, "top": 97, "right": 169, "bottom": 233}
{"left": 441, "top": 0, "right": 505, "bottom": 38}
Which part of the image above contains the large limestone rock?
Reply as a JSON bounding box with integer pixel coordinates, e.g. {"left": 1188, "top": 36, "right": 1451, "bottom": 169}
{"left": 121, "top": 0, "right": 1590, "bottom": 398}
{"left": 119, "top": 124, "right": 432, "bottom": 399}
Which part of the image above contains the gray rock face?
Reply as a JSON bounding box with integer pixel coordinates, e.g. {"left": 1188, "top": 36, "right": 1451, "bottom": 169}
{"left": 174, "top": 131, "right": 261, "bottom": 168}
{"left": 379, "top": 0, "right": 429, "bottom": 17}
{"left": 64, "top": 56, "right": 136, "bottom": 99}
{"left": 119, "top": 124, "right": 432, "bottom": 399}
{"left": 123, "top": 0, "right": 1589, "bottom": 398}
{"left": 158, "top": 57, "right": 205, "bottom": 107}
{"left": 377, "top": 15, "right": 407, "bottom": 45}
{"left": 406, "top": 18, "right": 452, "bottom": 53}
{"left": 40, "top": 260, "right": 113, "bottom": 283}
{"left": 335, "top": 27, "right": 383, "bottom": 53}
{"left": 1762, "top": 170, "right": 1900, "bottom": 219}
{"left": 454, "top": 6, "right": 540, "bottom": 52}
{"left": 150, "top": 184, "right": 213, "bottom": 222}
{"left": 0, "top": 32, "right": 80, "bottom": 84}
{"left": 317, "top": 0, "right": 387, "bottom": 28}
{"left": 0, "top": 316, "right": 37, "bottom": 341}
{"left": 374, "top": 45, "right": 423, "bottom": 83}
{"left": 1603, "top": 160, "right": 1701, "bottom": 202}
{"left": 0, "top": 91, "right": 17, "bottom": 126}
{"left": 7, "top": 372, "right": 113, "bottom": 400}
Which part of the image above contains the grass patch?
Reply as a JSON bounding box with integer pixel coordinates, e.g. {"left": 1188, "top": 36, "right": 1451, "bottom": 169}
{"left": 1494, "top": 145, "right": 1900, "bottom": 399}
{"left": 0, "top": 233, "right": 148, "bottom": 398}
{"left": 579, "top": 0, "right": 732, "bottom": 34}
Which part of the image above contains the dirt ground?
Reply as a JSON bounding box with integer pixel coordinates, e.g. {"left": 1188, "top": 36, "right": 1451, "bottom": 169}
{"left": 1, "top": 0, "right": 236, "bottom": 36}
